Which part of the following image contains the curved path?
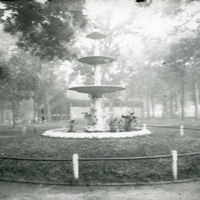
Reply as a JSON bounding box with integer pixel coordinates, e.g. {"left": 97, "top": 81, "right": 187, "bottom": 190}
{"left": 0, "top": 180, "right": 200, "bottom": 200}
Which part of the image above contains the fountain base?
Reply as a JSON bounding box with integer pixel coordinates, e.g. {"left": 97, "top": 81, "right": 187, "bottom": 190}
{"left": 43, "top": 128, "right": 151, "bottom": 139}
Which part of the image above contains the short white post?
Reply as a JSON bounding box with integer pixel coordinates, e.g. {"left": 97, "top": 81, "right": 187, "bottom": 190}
{"left": 143, "top": 124, "right": 147, "bottom": 130}
{"left": 180, "top": 125, "right": 184, "bottom": 136}
{"left": 171, "top": 150, "right": 178, "bottom": 180}
{"left": 72, "top": 154, "right": 79, "bottom": 180}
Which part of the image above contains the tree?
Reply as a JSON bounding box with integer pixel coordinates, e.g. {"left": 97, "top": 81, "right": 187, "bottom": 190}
{"left": 0, "top": 51, "right": 38, "bottom": 126}
{"left": 0, "top": 0, "right": 87, "bottom": 122}
{"left": 1, "top": 0, "right": 87, "bottom": 61}
{"left": 36, "top": 59, "right": 71, "bottom": 121}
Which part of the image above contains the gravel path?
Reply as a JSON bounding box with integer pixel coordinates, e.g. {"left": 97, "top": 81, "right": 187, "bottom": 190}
{"left": 0, "top": 181, "right": 200, "bottom": 200}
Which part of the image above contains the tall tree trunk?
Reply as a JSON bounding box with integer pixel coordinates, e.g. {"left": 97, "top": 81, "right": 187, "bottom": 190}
{"left": 162, "top": 95, "right": 168, "bottom": 118}
{"left": 180, "top": 76, "right": 185, "bottom": 121}
{"left": 45, "top": 89, "right": 52, "bottom": 122}
{"left": 194, "top": 82, "right": 199, "bottom": 120}
{"left": 131, "top": 86, "right": 135, "bottom": 113}
{"left": 174, "top": 91, "right": 179, "bottom": 117}
{"left": 33, "top": 97, "right": 38, "bottom": 122}
{"left": 169, "top": 92, "right": 174, "bottom": 118}
{"left": 141, "top": 96, "right": 145, "bottom": 119}
{"left": 66, "top": 101, "right": 71, "bottom": 120}
{"left": 150, "top": 96, "right": 155, "bottom": 118}
{"left": 131, "top": 100, "right": 135, "bottom": 113}
{"left": 11, "top": 101, "right": 16, "bottom": 127}
{"left": 0, "top": 103, "right": 5, "bottom": 122}
{"left": 146, "top": 94, "right": 150, "bottom": 118}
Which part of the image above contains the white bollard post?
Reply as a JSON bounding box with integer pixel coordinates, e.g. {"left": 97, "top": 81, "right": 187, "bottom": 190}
{"left": 180, "top": 125, "right": 184, "bottom": 136}
{"left": 171, "top": 150, "right": 178, "bottom": 180}
{"left": 143, "top": 124, "right": 147, "bottom": 130}
{"left": 72, "top": 154, "right": 79, "bottom": 180}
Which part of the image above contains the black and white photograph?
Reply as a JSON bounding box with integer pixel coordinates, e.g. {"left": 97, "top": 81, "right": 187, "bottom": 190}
{"left": 0, "top": 0, "right": 200, "bottom": 199}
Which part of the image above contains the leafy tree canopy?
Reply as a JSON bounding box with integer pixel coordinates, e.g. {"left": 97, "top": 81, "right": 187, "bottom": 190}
{"left": 1, "top": 0, "right": 87, "bottom": 61}
{"left": 0, "top": 51, "right": 39, "bottom": 102}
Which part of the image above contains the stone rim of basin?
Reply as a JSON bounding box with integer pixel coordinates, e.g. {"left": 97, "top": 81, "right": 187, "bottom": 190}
{"left": 68, "top": 85, "right": 125, "bottom": 97}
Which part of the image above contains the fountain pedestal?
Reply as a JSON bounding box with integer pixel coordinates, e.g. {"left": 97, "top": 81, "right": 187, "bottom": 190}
{"left": 87, "top": 97, "right": 108, "bottom": 132}
{"left": 69, "top": 85, "right": 125, "bottom": 132}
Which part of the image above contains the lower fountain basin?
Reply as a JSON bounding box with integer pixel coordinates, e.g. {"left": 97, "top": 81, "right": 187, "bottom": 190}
{"left": 43, "top": 128, "right": 151, "bottom": 139}
{"left": 68, "top": 85, "right": 125, "bottom": 97}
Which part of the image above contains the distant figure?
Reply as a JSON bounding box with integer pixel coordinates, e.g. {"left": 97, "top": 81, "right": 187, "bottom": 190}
{"left": 68, "top": 119, "right": 75, "bottom": 132}
{"left": 41, "top": 109, "right": 45, "bottom": 123}
{"left": 41, "top": 116, "right": 45, "bottom": 123}
{"left": 21, "top": 126, "right": 27, "bottom": 135}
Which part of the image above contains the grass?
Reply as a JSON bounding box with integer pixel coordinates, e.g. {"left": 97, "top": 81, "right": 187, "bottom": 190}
{"left": 0, "top": 118, "right": 200, "bottom": 184}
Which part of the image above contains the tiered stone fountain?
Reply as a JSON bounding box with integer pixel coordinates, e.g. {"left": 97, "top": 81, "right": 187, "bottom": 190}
{"left": 43, "top": 30, "right": 151, "bottom": 138}
{"left": 69, "top": 30, "right": 125, "bottom": 132}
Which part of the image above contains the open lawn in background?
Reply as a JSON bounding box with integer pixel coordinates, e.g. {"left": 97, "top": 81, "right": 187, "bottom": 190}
{"left": 0, "top": 118, "right": 200, "bottom": 184}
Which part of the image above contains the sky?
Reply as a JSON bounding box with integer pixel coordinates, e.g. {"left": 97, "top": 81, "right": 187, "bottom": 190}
{"left": 85, "top": 0, "right": 200, "bottom": 38}
{"left": 85, "top": 0, "right": 133, "bottom": 27}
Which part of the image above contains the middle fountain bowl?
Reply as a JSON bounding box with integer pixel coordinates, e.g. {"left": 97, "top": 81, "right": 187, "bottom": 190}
{"left": 68, "top": 85, "right": 125, "bottom": 98}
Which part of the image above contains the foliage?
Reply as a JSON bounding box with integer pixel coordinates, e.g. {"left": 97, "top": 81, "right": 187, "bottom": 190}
{"left": 121, "top": 112, "right": 138, "bottom": 131}
{"left": 0, "top": 51, "right": 38, "bottom": 102}
{"left": 0, "top": 0, "right": 87, "bottom": 122}
{"left": 0, "top": 51, "right": 39, "bottom": 125}
{"left": 1, "top": 0, "right": 87, "bottom": 60}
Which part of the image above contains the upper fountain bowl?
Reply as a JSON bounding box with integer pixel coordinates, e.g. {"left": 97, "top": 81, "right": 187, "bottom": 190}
{"left": 78, "top": 56, "right": 115, "bottom": 65}
{"left": 86, "top": 31, "right": 107, "bottom": 40}
{"left": 68, "top": 85, "right": 125, "bottom": 98}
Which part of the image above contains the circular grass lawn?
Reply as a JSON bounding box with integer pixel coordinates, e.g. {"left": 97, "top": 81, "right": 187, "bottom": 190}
{"left": 0, "top": 126, "right": 200, "bottom": 184}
